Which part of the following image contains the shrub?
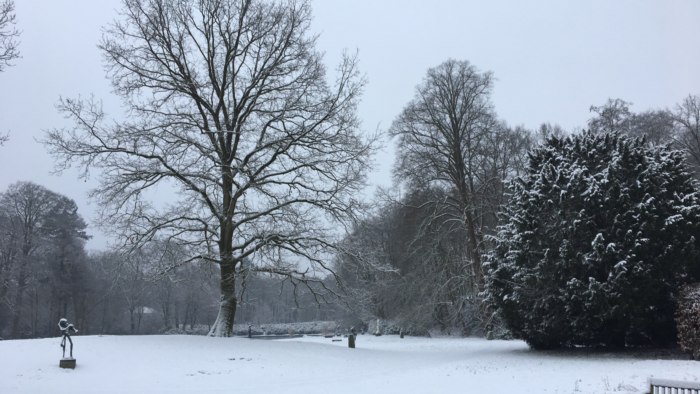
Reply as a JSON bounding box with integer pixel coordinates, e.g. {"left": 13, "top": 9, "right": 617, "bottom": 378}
{"left": 676, "top": 284, "right": 700, "bottom": 359}
{"left": 486, "top": 131, "right": 700, "bottom": 349}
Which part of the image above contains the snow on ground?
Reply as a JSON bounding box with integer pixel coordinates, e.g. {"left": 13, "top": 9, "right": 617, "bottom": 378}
{"left": 1, "top": 334, "right": 697, "bottom": 394}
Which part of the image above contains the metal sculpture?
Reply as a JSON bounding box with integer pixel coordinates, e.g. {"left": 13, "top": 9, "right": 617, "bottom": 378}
{"left": 58, "top": 318, "right": 78, "bottom": 359}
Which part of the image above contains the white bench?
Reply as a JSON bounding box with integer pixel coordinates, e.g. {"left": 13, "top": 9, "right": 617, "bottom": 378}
{"left": 649, "top": 378, "right": 700, "bottom": 393}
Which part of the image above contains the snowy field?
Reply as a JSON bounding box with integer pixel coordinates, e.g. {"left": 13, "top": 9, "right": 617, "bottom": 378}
{"left": 1, "top": 335, "right": 697, "bottom": 394}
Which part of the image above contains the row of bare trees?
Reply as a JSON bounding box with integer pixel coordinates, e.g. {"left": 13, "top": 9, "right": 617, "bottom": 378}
{"left": 587, "top": 96, "right": 700, "bottom": 176}
{"left": 0, "top": 182, "right": 221, "bottom": 339}
{"left": 0, "top": 182, "right": 90, "bottom": 339}
{"left": 0, "top": 181, "right": 339, "bottom": 339}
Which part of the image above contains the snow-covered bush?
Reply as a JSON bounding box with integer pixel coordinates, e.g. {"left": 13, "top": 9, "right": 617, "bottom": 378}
{"left": 676, "top": 283, "right": 700, "bottom": 359}
{"left": 486, "top": 131, "right": 700, "bottom": 349}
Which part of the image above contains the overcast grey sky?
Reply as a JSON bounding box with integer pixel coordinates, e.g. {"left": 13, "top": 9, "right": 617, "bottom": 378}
{"left": 1, "top": 0, "right": 699, "bottom": 250}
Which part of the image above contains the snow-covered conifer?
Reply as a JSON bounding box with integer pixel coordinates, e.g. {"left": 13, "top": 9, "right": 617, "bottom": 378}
{"left": 486, "top": 131, "right": 700, "bottom": 349}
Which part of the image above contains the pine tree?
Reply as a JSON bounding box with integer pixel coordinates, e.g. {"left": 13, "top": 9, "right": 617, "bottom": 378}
{"left": 486, "top": 131, "right": 700, "bottom": 349}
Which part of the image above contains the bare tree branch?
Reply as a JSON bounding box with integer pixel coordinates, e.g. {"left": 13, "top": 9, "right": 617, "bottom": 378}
{"left": 0, "top": 0, "right": 20, "bottom": 72}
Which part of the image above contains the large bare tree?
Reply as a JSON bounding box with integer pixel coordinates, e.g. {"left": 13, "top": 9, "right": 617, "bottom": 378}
{"left": 43, "top": 0, "right": 376, "bottom": 337}
{"left": 389, "top": 59, "right": 514, "bottom": 292}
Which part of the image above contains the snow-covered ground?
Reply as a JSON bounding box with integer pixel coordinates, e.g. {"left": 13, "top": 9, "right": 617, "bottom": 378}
{"left": 1, "top": 334, "right": 696, "bottom": 393}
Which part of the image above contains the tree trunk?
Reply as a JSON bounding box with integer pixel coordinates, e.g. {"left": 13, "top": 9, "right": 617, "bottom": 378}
{"left": 190, "top": 302, "right": 197, "bottom": 330}
{"left": 174, "top": 301, "right": 180, "bottom": 330}
{"left": 11, "top": 265, "right": 27, "bottom": 339}
{"left": 162, "top": 302, "right": 171, "bottom": 330}
{"left": 80, "top": 294, "right": 89, "bottom": 335}
{"left": 208, "top": 260, "right": 237, "bottom": 337}
{"left": 463, "top": 209, "right": 483, "bottom": 288}
{"left": 182, "top": 304, "right": 189, "bottom": 331}
{"left": 136, "top": 308, "right": 143, "bottom": 334}
{"left": 101, "top": 297, "right": 108, "bottom": 335}
{"left": 47, "top": 301, "right": 54, "bottom": 337}
{"left": 447, "top": 280, "right": 470, "bottom": 336}
{"left": 0, "top": 277, "right": 9, "bottom": 333}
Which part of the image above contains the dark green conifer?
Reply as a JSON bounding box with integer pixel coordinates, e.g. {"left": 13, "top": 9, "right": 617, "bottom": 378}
{"left": 487, "top": 131, "right": 700, "bottom": 349}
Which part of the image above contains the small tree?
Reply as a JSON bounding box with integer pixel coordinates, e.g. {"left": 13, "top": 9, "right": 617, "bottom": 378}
{"left": 487, "top": 131, "right": 700, "bottom": 349}
{"left": 676, "top": 283, "right": 700, "bottom": 359}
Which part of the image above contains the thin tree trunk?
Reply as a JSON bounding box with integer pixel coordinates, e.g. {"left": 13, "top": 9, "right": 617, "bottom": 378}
{"left": 48, "top": 301, "right": 54, "bottom": 337}
{"left": 136, "top": 308, "right": 143, "bottom": 334}
{"left": 101, "top": 297, "right": 108, "bottom": 334}
{"left": 183, "top": 303, "right": 189, "bottom": 331}
{"left": 11, "top": 265, "right": 27, "bottom": 339}
{"left": 0, "top": 235, "right": 17, "bottom": 334}
{"left": 174, "top": 302, "right": 180, "bottom": 330}
{"left": 463, "top": 209, "right": 482, "bottom": 287}
{"left": 30, "top": 286, "right": 37, "bottom": 338}
{"left": 162, "top": 302, "right": 171, "bottom": 330}
{"left": 80, "top": 294, "right": 89, "bottom": 335}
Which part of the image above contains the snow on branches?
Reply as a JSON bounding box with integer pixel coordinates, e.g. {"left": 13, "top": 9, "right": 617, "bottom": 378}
{"left": 486, "top": 131, "right": 700, "bottom": 349}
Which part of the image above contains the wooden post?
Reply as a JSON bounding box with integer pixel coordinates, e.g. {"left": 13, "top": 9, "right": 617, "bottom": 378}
{"left": 348, "top": 334, "right": 355, "bottom": 348}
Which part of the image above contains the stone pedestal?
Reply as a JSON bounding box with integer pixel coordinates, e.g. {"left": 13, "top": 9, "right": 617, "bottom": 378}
{"left": 59, "top": 358, "right": 76, "bottom": 369}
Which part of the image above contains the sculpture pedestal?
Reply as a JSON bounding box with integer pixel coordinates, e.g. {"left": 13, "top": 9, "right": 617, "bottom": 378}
{"left": 59, "top": 358, "right": 76, "bottom": 369}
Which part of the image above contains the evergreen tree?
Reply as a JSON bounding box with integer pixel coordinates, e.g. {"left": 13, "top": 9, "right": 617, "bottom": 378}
{"left": 486, "top": 131, "right": 700, "bottom": 349}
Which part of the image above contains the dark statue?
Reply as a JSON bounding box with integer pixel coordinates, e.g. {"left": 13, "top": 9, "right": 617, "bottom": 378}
{"left": 58, "top": 318, "right": 78, "bottom": 359}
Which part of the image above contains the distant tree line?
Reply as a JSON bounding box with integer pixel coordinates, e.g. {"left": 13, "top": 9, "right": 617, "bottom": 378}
{"left": 0, "top": 182, "right": 338, "bottom": 339}
{"left": 0, "top": 182, "right": 91, "bottom": 339}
